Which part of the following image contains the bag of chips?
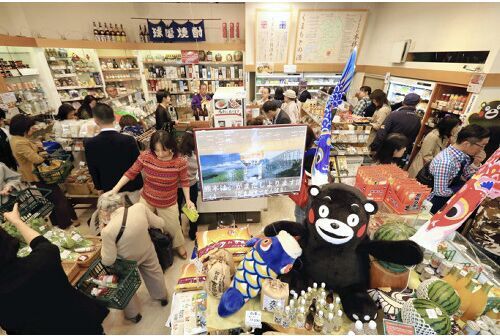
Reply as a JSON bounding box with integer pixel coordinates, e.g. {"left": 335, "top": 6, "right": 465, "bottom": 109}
{"left": 175, "top": 263, "right": 206, "bottom": 292}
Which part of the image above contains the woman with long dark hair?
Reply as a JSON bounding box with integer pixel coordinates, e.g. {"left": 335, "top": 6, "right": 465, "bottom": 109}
{"left": 408, "top": 117, "right": 461, "bottom": 177}
{"left": 77, "top": 95, "right": 97, "bottom": 119}
{"left": 373, "top": 133, "right": 408, "bottom": 165}
{"left": 367, "top": 89, "right": 391, "bottom": 145}
{"left": 177, "top": 128, "right": 199, "bottom": 240}
{"left": 108, "top": 130, "right": 194, "bottom": 259}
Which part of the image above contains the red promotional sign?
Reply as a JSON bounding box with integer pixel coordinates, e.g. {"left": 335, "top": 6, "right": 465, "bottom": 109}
{"left": 181, "top": 50, "right": 199, "bottom": 64}
{"left": 229, "top": 22, "right": 235, "bottom": 39}
{"left": 383, "top": 319, "right": 415, "bottom": 335}
{"left": 222, "top": 22, "right": 227, "bottom": 39}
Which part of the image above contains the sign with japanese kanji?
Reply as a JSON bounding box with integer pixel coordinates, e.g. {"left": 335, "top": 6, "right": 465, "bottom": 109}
{"left": 147, "top": 20, "right": 206, "bottom": 43}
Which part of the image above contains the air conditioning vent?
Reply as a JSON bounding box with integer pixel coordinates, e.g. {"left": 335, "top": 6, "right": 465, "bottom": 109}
{"left": 406, "top": 51, "right": 489, "bottom": 64}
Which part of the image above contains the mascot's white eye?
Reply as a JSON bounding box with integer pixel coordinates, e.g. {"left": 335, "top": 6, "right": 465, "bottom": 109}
{"left": 319, "top": 205, "right": 329, "bottom": 218}
{"left": 347, "top": 214, "right": 359, "bottom": 227}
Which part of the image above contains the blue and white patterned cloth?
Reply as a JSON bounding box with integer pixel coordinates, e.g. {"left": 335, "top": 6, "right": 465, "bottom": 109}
{"left": 428, "top": 146, "right": 478, "bottom": 198}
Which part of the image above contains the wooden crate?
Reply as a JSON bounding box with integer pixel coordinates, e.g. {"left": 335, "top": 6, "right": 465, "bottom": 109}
{"left": 62, "top": 261, "right": 79, "bottom": 283}
{"left": 76, "top": 236, "right": 102, "bottom": 267}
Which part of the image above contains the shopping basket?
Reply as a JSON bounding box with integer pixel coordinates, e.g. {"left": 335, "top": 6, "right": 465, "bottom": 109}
{"left": 0, "top": 187, "right": 53, "bottom": 222}
{"left": 76, "top": 258, "right": 142, "bottom": 310}
{"left": 33, "top": 151, "right": 73, "bottom": 184}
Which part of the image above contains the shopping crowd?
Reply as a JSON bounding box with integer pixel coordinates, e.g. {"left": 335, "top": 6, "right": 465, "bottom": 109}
{"left": 0, "top": 80, "right": 495, "bottom": 334}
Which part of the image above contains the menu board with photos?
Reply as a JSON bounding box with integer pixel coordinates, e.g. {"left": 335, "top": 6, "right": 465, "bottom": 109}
{"left": 255, "top": 9, "right": 291, "bottom": 63}
{"left": 294, "top": 9, "right": 367, "bottom": 64}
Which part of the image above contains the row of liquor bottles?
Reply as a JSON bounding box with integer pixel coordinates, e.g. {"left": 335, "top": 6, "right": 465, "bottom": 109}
{"left": 92, "top": 22, "right": 128, "bottom": 43}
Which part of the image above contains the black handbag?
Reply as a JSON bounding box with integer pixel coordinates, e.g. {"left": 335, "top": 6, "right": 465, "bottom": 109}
{"left": 148, "top": 228, "right": 174, "bottom": 272}
{"left": 115, "top": 207, "right": 174, "bottom": 272}
{"left": 416, "top": 162, "right": 434, "bottom": 188}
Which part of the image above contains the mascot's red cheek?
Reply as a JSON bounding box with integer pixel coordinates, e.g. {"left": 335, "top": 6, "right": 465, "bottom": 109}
{"left": 356, "top": 224, "right": 367, "bottom": 238}
{"left": 308, "top": 209, "right": 315, "bottom": 224}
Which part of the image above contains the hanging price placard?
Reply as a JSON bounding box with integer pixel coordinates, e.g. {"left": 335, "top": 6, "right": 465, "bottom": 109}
{"left": 148, "top": 20, "right": 206, "bottom": 43}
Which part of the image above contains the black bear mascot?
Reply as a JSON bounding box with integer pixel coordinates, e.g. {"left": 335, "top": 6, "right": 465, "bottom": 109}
{"left": 264, "top": 183, "right": 423, "bottom": 322}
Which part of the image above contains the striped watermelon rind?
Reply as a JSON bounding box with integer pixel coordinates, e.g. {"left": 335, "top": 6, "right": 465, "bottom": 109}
{"left": 374, "top": 223, "right": 417, "bottom": 273}
{"left": 374, "top": 223, "right": 417, "bottom": 241}
{"left": 417, "top": 279, "right": 461, "bottom": 315}
{"left": 402, "top": 298, "right": 451, "bottom": 335}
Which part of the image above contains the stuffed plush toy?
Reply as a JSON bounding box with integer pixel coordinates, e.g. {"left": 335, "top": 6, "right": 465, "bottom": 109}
{"left": 218, "top": 230, "right": 302, "bottom": 317}
{"left": 264, "top": 183, "right": 423, "bottom": 322}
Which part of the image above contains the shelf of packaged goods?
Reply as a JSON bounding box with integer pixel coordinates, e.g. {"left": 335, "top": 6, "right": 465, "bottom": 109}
{"left": 143, "top": 61, "right": 243, "bottom": 65}
{"left": 256, "top": 83, "right": 300, "bottom": 87}
{"left": 98, "top": 56, "right": 137, "bottom": 59}
{"left": 147, "top": 77, "right": 242, "bottom": 81}
{"left": 104, "top": 78, "right": 141, "bottom": 82}
{"left": 256, "top": 74, "right": 301, "bottom": 78}
{"left": 2, "top": 74, "right": 39, "bottom": 79}
{"left": 303, "top": 75, "right": 341, "bottom": 78}
{"left": 61, "top": 96, "right": 105, "bottom": 102}
{"left": 56, "top": 85, "right": 103, "bottom": 91}
{"left": 101, "top": 68, "right": 139, "bottom": 72}
{"left": 148, "top": 91, "right": 192, "bottom": 95}
{"left": 106, "top": 91, "right": 141, "bottom": 102}
{"left": 53, "top": 73, "right": 78, "bottom": 78}
{"left": 307, "top": 82, "right": 338, "bottom": 86}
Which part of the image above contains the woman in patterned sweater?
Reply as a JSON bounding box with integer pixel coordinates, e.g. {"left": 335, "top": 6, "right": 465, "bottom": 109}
{"left": 108, "top": 131, "right": 195, "bottom": 259}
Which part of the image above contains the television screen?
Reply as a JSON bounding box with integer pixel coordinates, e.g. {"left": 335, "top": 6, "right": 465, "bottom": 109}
{"left": 195, "top": 125, "right": 308, "bottom": 201}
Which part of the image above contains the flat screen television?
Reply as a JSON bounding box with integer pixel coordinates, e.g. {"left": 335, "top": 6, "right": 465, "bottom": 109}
{"left": 195, "top": 125, "right": 308, "bottom": 201}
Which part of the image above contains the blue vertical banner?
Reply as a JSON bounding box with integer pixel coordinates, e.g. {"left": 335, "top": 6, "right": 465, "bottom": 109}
{"left": 148, "top": 20, "right": 206, "bottom": 43}
{"left": 311, "top": 47, "right": 357, "bottom": 186}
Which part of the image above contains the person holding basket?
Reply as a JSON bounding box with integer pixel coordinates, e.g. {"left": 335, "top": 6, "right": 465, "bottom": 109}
{"left": 0, "top": 204, "right": 109, "bottom": 334}
{"left": 9, "top": 114, "right": 77, "bottom": 229}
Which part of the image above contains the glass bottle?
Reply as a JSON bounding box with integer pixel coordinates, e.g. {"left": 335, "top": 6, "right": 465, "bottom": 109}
{"left": 462, "top": 282, "right": 494, "bottom": 321}
{"left": 353, "top": 320, "right": 364, "bottom": 335}
{"left": 289, "top": 299, "right": 297, "bottom": 321}
{"left": 335, "top": 296, "right": 342, "bottom": 311}
{"left": 273, "top": 302, "right": 283, "bottom": 325}
{"left": 93, "top": 22, "right": 99, "bottom": 41}
{"left": 98, "top": 22, "right": 105, "bottom": 41}
{"left": 295, "top": 306, "right": 306, "bottom": 329}
{"left": 327, "top": 303, "right": 335, "bottom": 317}
{"left": 319, "top": 282, "right": 326, "bottom": 298}
{"left": 115, "top": 24, "right": 121, "bottom": 42}
{"left": 121, "top": 24, "right": 127, "bottom": 42}
{"left": 312, "top": 282, "right": 318, "bottom": 299}
{"left": 442, "top": 266, "right": 461, "bottom": 288}
{"left": 324, "top": 312, "right": 334, "bottom": 335}
{"left": 305, "top": 308, "right": 315, "bottom": 331}
{"left": 333, "top": 310, "right": 343, "bottom": 332}
{"left": 104, "top": 23, "right": 110, "bottom": 42}
{"left": 455, "top": 270, "right": 475, "bottom": 292}
{"left": 365, "top": 320, "right": 377, "bottom": 335}
{"left": 309, "top": 298, "right": 317, "bottom": 315}
{"left": 281, "top": 306, "right": 291, "bottom": 328}
{"left": 457, "top": 279, "right": 477, "bottom": 316}
{"left": 313, "top": 310, "right": 325, "bottom": 333}
{"left": 112, "top": 59, "right": 119, "bottom": 69}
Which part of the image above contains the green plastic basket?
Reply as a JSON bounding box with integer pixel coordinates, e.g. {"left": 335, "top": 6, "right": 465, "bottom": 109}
{"left": 33, "top": 153, "right": 73, "bottom": 184}
{"left": 76, "top": 258, "right": 142, "bottom": 310}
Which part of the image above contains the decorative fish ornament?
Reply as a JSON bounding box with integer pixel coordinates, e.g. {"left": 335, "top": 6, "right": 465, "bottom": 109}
{"left": 218, "top": 230, "right": 302, "bottom": 317}
{"left": 311, "top": 46, "right": 357, "bottom": 186}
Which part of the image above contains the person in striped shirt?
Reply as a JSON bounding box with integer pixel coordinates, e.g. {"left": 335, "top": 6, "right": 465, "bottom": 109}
{"left": 108, "top": 131, "right": 195, "bottom": 259}
{"left": 428, "top": 124, "right": 489, "bottom": 214}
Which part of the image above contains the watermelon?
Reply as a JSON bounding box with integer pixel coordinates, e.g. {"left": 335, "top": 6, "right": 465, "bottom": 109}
{"left": 402, "top": 298, "right": 451, "bottom": 335}
{"left": 373, "top": 223, "right": 417, "bottom": 273}
{"left": 417, "top": 279, "right": 461, "bottom": 315}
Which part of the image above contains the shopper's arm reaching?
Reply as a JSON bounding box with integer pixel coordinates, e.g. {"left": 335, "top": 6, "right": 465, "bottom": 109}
{"left": 109, "top": 154, "right": 144, "bottom": 195}
{"left": 109, "top": 175, "right": 131, "bottom": 195}
{"left": 179, "top": 159, "right": 195, "bottom": 209}
{"left": 3, "top": 203, "right": 40, "bottom": 245}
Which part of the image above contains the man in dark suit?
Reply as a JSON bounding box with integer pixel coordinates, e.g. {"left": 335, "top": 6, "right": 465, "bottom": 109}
{"left": 84, "top": 103, "right": 143, "bottom": 202}
{"left": 262, "top": 101, "right": 291, "bottom": 125}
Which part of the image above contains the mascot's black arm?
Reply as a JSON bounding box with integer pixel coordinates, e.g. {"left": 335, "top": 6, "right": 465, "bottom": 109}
{"left": 358, "top": 239, "right": 423, "bottom": 266}
{"left": 263, "top": 220, "right": 307, "bottom": 240}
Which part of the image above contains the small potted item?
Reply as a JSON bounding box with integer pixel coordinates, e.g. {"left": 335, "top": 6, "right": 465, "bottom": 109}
{"left": 233, "top": 51, "right": 243, "bottom": 62}
{"left": 198, "top": 50, "right": 206, "bottom": 61}
{"left": 226, "top": 54, "right": 233, "bottom": 62}
{"left": 206, "top": 51, "right": 213, "bottom": 62}
{"left": 215, "top": 53, "right": 223, "bottom": 62}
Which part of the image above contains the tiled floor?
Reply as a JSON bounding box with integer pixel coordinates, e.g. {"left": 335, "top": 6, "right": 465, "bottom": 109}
{"left": 75, "top": 196, "right": 296, "bottom": 335}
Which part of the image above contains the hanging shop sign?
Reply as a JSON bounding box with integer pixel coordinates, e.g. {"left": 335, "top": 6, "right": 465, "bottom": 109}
{"left": 147, "top": 20, "right": 206, "bottom": 43}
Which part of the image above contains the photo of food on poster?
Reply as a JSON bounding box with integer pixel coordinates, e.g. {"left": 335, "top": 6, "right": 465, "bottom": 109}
{"left": 212, "top": 87, "right": 246, "bottom": 128}
{"left": 195, "top": 125, "right": 307, "bottom": 201}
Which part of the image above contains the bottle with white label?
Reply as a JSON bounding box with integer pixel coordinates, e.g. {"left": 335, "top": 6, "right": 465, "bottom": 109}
{"left": 323, "top": 312, "right": 334, "bottom": 334}
{"left": 333, "top": 309, "right": 343, "bottom": 332}
{"left": 313, "top": 310, "right": 325, "bottom": 333}
{"left": 353, "top": 320, "right": 364, "bottom": 335}
{"left": 312, "top": 282, "right": 318, "bottom": 300}
{"left": 281, "top": 306, "right": 291, "bottom": 328}
{"left": 289, "top": 299, "right": 297, "bottom": 321}
{"left": 273, "top": 302, "right": 283, "bottom": 325}
{"left": 365, "top": 320, "right": 377, "bottom": 335}
{"left": 295, "top": 306, "right": 306, "bottom": 329}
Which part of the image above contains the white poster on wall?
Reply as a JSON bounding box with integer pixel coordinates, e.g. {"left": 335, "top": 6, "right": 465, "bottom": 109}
{"left": 255, "top": 9, "right": 291, "bottom": 64}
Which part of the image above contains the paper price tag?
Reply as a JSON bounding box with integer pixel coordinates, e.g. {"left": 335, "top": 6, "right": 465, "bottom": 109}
{"left": 426, "top": 308, "right": 438, "bottom": 319}
{"left": 245, "top": 310, "right": 262, "bottom": 329}
{"left": 193, "top": 258, "right": 204, "bottom": 274}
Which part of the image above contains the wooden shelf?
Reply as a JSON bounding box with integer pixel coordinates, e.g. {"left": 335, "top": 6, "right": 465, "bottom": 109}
{"left": 101, "top": 68, "right": 139, "bottom": 72}
{"left": 98, "top": 56, "right": 137, "bottom": 59}
{"left": 104, "top": 77, "right": 141, "bottom": 82}
{"left": 56, "top": 85, "right": 103, "bottom": 90}
{"left": 143, "top": 60, "right": 243, "bottom": 66}
{"left": 146, "top": 77, "right": 242, "bottom": 81}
